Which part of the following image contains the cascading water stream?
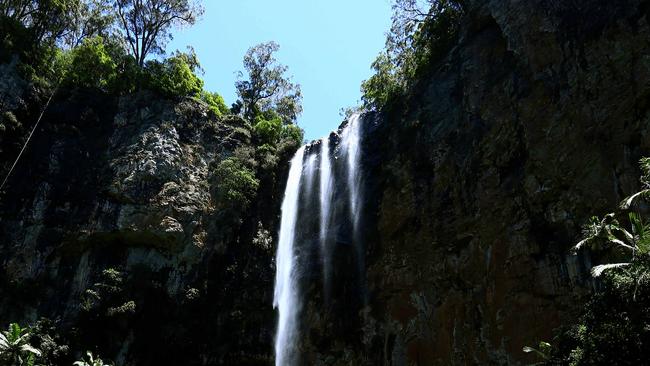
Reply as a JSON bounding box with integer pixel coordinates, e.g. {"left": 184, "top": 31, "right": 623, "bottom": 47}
{"left": 273, "top": 146, "right": 305, "bottom": 366}
{"left": 273, "top": 114, "right": 365, "bottom": 365}
{"left": 319, "top": 136, "right": 334, "bottom": 299}
{"left": 339, "top": 114, "right": 366, "bottom": 302}
{"left": 341, "top": 114, "right": 362, "bottom": 231}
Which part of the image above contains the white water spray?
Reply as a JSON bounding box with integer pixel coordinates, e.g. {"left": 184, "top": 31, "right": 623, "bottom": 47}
{"left": 273, "top": 146, "right": 305, "bottom": 366}
{"left": 341, "top": 114, "right": 362, "bottom": 229}
{"left": 273, "top": 114, "right": 365, "bottom": 364}
{"left": 319, "top": 136, "right": 334, "bottom": 297}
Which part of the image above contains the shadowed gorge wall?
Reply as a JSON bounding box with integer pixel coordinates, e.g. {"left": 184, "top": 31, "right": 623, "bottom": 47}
{"left": 354, "top": 0, "right": 650, "bottom": 364}
{"left": 1, "top": 0, "right": 650, "bottom": 365}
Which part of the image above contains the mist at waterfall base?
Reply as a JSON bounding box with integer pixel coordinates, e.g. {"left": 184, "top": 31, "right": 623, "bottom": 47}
{"left": 273, "top": 114, "right": 367, "bottom": 365}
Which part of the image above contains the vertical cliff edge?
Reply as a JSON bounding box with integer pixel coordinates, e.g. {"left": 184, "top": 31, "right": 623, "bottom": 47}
{"left": 2, "top": 0, "right": 650, "bottom": 365}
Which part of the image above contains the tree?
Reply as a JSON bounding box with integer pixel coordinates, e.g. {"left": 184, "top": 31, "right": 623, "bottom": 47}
{"left": 213, "top": 157, "right": 259, "bottom": 213}
{"left": 114, "top": 0, "right": 203, "bottom": 67}
{"left": 144, "top": 48, "right": 204, "bottom": 97}
{"left": 235, "top": 41, "right": 302, "bottom": 123}
{"left": 0, "top": 0, "right": 81, "bottom": 44}
{"left": 200, "top": 91, "right": 229, "bottom": 116}
{"left": 0, "top": 323, "right": 42, "bottom": 366}
{"left": 361, "top": 0, "right": 464, "bottom": 109}
{"left": 64, "top": 36, "right": 118, "bottom": 89}
{"left": 536, "top": 158, "right": 650, "bottom": 365}
{"left": 61, "top": 0, "right": 115, "bottom": 49}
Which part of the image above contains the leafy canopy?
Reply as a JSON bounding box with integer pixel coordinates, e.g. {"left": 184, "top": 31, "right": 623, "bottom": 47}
{"left": 361, "top": 0, "right": 465, "bottom": 109}
{"left": 144, "top": 49, "right": 204, "bottom": 97}
{"left": 115, "top": 0, "right": 203, "bottom": 66}
{"left": 200, "top": 91, "right": 229, "bottom": 117}
{"left": 213, "top": 157, "right": 259, "bottom": 212}
{"left": 235, "top": 41, "right": 302, "bottom": 123}
{"left": 64, "top": 36, "right": 117, "bottom": 89}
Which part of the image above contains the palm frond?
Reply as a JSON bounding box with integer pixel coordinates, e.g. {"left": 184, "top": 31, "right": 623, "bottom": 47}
{"left": 523, "top": 345, "right": 548, "bottom": 360}
{"left": 0, "top": 333, "right": 9, "bottom": 349}
{"left": 620, "top": 189, "right": 650, "bottom": 209}
{"left": 572, "top": 237, "right": 593, "bottom": 253}
{"left": 20, "top": 344, "right": 41, "bottom": 356}
{"left": 9, "top": 323, "right": 22, "bottom": 340}
{"left": 591, "top": 263, "right": 630, "bottom": 277}
{"left": 608, "top": 237, "right": 636, "bottom": 251}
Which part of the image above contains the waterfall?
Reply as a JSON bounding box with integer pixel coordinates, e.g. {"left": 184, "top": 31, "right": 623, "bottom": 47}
{"left": 341, "top": 114, "right": 362, "bottom": 231}
{"left": 273, "top": 146, "right": 305, "bottom": 366}
{"left": 340, "top": 114, "right": 365, "bottom": 301}
{"left": 319, "top": 135, "right": 334, "bottom": 299}
{"left": 273, "top": 114, "right": 365, "bottom": 365}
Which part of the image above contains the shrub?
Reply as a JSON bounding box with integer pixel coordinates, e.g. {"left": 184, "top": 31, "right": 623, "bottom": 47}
{"left": 74, "top": 351, "right": 113, "bottom": 366}
{"left": 0, "top": 323, "right": 42, "bottom": 365}
{"left": 110, "top": 52, "right": 141, "bottom": 94}
{"left": 63, "top": 36, "right": 117, "bottom": 89}
{"left": 213, "top": 157, "right": 259, "bottom": 212}
{"left": 144, "top": 51, "right": 204, "bottom": 98}
{"left": 545, "top": 158, "right": 650, "bottom": 365}
{"left": 253, "top": 114, "right": 283, "bottom": 146}
{"left": 200, "top": 91, "right": 229, "bottom": 116}
{"left": 256, "top": 143, "right": 279, "bottom": 171}
{"left": 280, "top": 124, "right": 303, "bottom": 146}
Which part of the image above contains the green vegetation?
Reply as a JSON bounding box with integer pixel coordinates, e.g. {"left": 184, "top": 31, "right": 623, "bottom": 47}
{"left": 530, "top": 158, "right": 650, "bottom": 365}
{"left": 253, "top": 112, "right": 284, "bottom": 146}
{"left": 74, "top": 351, "right": 112, "bottom": 366}
{"left": 235, "top": 41, "right": 303, "bottom": 123}
{"left": 200, "top": 90, "right": 229, "bottom": 117}
{"left": 80, "top": 268, "right": 135, "bottom": 316}
{"left": 115, "top": 0, "right": 203, "bottom": 67}
{"left": 0, "top": 0, "right": 210, "bottom": 99}
{"left": 361, "top": 0, "right": 465, "bottom": 110}
{"left": 0, "top": 0, "right": 306, "bottom": 212}
{"left": 0, "top": 323, "right": 42, "bottom": 366}
{"left": 0, "top": 320, "right": 113, "bottom": 366}
{"left": 64, "top": 36, "right": 117, "bottom": 89}
{"left": 213, "top": 157, "right": 260, "bottom": 213}
{"left": 144, "top": 49, "right": 204, "bottom": 97}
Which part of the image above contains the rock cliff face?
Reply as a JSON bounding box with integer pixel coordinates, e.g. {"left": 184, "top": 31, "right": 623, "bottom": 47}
{"left": 2, "top": 0, "right": 650, "bottom": 365}
{"left": 0, "top": 83, "right": 285, "bottom": 364}
{"left": 356, "top": 0, "right": 650, "bottom": 364}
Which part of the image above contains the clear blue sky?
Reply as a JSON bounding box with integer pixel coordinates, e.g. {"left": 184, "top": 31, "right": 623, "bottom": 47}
{"left": 167, "top": 0, "right": 392, "bottom": 141}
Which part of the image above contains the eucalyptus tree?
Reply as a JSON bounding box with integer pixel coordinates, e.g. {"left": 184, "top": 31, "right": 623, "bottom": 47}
{"left": 0, "top": 0, "right": 80, "bottom": 44}
{"left": 235, "top": 41, "right": 302, "bottom": 123}
{"left": 60, "top": 0, "right": 115, "bottom": 49}
{"left": 114, "top": 0, "right": 204, "bottom": 66}
{"left": 362, "top": 0, "right": 465, "bottom": 108}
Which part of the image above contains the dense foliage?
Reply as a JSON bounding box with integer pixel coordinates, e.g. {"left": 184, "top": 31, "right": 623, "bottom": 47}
{"left": 143, "top": 49, "right": 204, "bottom": 97}
{"left": 115, "top": 0, "right": 203, "bottom": 66}
{"left": 63, "top": 36, "right": 117, "bottom": 89}
{"left": 529, "top": 158, "right": 650, "bottom": 365}
{"left": 235, "top": 41, "right": 303, "bottom": 124}
{"left": 0, "top": 323, "right": 42, "bottom": 365}
{"left": 361, "top": 0, "right": 465, "bottom": 109}
{"left": 213, "top": 157, "right": 260, "bottom": 214}
{"left": 200, "top": 90, "right": 229, "bottom": 117}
